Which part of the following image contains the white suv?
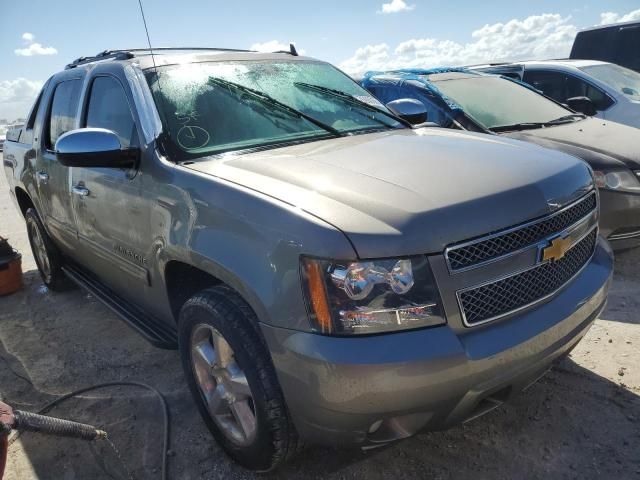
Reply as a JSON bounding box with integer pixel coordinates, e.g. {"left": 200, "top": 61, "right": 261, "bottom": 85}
{"left": 471, "top": 60, "right": 640, "bottom": 129}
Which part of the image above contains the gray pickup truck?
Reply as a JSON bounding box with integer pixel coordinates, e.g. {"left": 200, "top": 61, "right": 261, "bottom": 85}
{"left": 3, "top": 48, "right": 613, "bottom": 471}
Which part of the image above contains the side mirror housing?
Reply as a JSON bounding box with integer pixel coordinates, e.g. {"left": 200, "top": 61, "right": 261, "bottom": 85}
{"left": 566, "top": 96, "right": 597, "bottom": 116}
{"left": 385, "top": 98, "right": 428, "bottom": 125}
{"left": 55, "top": 128, "right": 138, "bottom": 168}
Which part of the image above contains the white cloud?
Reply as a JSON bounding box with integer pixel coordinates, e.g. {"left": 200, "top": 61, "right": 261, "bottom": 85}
{"left": 15, "top": 43, "right": 58, "bottom": 56}
{"left": 599, "top": 8, "right": 640, "bottom": 25}
{"left": 14, "top": 32, "right": 57, "bottom": 56}
{"left": 250, "top": 40, "right": 306, "bottom": 55}
{"left": 341, "top": 13, "right": 577, "bottom": 75}
{"left": 379, "top": 0, "right": 414, "bottom": 14}
{"left": 0, "top": 78, "right": 43, "bottom": 120}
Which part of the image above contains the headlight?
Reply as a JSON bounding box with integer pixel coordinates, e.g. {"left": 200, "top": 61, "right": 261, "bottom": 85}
{"left": 593, "top": 169, "right": 640, "bottom": 193}
{"left": 301, "top": 256, "right": 445, "bottom": 335}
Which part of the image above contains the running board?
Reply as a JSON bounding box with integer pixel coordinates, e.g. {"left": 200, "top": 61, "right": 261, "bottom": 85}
{"left": 62, "top": 264, "right": 178, "bottom": 349}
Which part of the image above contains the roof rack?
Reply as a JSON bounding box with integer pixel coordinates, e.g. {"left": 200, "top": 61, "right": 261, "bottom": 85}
{"left": 65, "top": 50, "right": 135, "bottom": 69}
{"left": 65, "top": 45, "right": 301, "bottom": 70}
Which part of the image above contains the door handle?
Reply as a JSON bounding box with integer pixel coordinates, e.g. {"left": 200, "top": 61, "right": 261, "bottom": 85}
{"left": 72, "top": 186, "right": 90, "bottom": 197}
{"left": 37, "top": 171, "right": 49, "bottom": 183}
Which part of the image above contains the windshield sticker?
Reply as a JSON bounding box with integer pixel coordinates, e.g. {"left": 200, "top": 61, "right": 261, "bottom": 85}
{"left": 176, "top": 112, "right": 211, "bottom": 150}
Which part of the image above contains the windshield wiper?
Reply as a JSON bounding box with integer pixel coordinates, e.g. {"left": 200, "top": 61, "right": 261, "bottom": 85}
{"left": 208, "top": 77, "right": 342, "bottom": 137}
{"left": 489, "top": 122, "right": 546, "bottom": 133}
{"left": 293, "top": 82, "right": 412, "bottom": 128}
{"left": 544, "top": 114, "right": 586, "bottom": 125}
{"left": 491, "top": 114, "right": 587, "bottom": 133}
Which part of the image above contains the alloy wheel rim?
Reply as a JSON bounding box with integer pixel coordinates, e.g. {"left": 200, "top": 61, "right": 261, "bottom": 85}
{"left": 30, "top": 223, "right": 51, "bottom": 279}
{"left": 190, "top": 324, "right": 257, "bottom": 446}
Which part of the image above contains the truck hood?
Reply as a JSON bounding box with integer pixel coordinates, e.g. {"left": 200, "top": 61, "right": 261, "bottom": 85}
{"left": 185, "top": 128, "right": 593, "bottom": 258}
{"left": 502, "top": 117, "right": 640, "bottom": 171}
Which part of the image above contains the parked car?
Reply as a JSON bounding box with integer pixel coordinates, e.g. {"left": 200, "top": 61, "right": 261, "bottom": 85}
{"left": 362, "top": 68, "right": 640, "bottom": 248}
{"left": 470, "top": 60, "right": 640, "bottom": 129}
{"left": 570, "top": 20, "right": 640, "bottom": 73}
{"left": 3, "top": 49, "right": 612, "bottom": 471}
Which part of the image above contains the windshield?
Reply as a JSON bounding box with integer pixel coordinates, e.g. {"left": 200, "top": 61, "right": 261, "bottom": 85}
{"left": 430, "top": 75, "right": 572, "bottom": 130}
{"left": 147, "top": 60, "right": 402, "bottom": 159}
{"left": 580, "top": 63, "right": 640, "bottom": 100}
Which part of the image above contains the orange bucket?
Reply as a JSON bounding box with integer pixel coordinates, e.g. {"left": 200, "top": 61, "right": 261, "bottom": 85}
{"left": 0, "top": 238, "right": 23, "bottom": 296}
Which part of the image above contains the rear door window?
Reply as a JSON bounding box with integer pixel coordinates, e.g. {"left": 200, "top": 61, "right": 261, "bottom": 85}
{"left": 47, "top": 79, "right": 82, "bottom": 149}
{"left": 85, "top": 76, "right": 137, "bottom": 148}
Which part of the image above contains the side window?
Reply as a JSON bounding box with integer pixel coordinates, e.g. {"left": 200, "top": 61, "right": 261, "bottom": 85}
{"left": 566, "top": 75, "right": 614, "bottom": 111}
{"left": 85, "top": 76, "right": 137, "bottom": 148}
{"left": 47, "top": 79, "right": 82, "bottom": 149}
{"left": 616, "top": 27, "right": 640, "bottom": 71}
{"left": 522, "top": 70, "right": 566, "bottom": 103}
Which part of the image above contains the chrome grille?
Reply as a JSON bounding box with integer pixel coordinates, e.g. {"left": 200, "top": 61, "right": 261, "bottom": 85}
{"left": 447, "top": 192, "right": 597, "bottom": 271}
{"left": 458, "top": 229, "right": 597, "bottom": 326}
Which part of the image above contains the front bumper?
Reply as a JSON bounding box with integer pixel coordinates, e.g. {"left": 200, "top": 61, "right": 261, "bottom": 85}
{"left": 599, "top": 189, "right": 640, "bottom": 249}
{"left": 261, "top": 238, "right": 613, "bottom": 446}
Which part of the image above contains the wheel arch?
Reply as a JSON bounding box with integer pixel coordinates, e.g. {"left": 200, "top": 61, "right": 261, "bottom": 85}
{"left": 14, "top": 186, "right": 35, "bottom": 218}
{"left": 162, "top": 259, "right": 270, "bottom": 330}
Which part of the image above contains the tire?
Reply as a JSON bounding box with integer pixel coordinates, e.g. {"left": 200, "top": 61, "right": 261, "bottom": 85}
{"left": 178, "top": 285, "right": 301, "bottom": 471}
{"left": 25, "top": 208, "right": 70, "bottom": 291}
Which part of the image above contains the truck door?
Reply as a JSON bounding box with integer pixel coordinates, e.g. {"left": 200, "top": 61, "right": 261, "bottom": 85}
{"left": 35, "top": 78, "right": 83, "bottom": 253}
{"left": 70, "top": 74, "right": 152, "bottom": 302}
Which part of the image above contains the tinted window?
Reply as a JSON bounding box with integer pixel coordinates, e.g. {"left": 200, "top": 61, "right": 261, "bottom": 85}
{"left": 522, "top": 70, "right": 566, "bottom": 102}
{"left": 86, "top": 76, "right": 137, "bottom": 148}
{"left": 523, "top": 70, "right": 613, "bottom": 111}
{"left": 570, "top": 29, "right": 617, "bottom": 61}
{"left": 616, "top": 27, "right": 640, "bottom": 71}
{"left": 47, "top": 79, "right": 82, "bottom": 148}
{"left": 565, "top": 75, "right": 614, "bottom": 110}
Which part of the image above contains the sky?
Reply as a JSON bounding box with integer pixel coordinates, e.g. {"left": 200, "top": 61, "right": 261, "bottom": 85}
{"left": 1, "top": 0, "right": 639, "bottom": 121}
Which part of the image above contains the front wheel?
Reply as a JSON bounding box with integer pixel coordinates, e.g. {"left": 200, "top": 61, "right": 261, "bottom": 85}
{"left": 178, "top": 286, "right": 301, "bottom": 471}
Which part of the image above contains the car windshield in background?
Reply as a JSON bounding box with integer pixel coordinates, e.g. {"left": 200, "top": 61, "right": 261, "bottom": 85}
{"left": 430, "top": 75, "right": 573, "bottom": 131}
{"left": 580, "top": 64, "right": 640, "bottom": 100}
{"left": 147, "top": 60, "right": 403, "bottom": 159}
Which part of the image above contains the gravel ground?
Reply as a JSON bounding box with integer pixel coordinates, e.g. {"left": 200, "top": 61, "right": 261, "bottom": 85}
{"left": 1, "top": 162, "right": 639, "bottom": 479}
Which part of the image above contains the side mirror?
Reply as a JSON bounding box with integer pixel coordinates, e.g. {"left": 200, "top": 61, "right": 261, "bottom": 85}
{"left": 385, "top": 98, "right": 428, "bottom": 125}
{"left": 55, "top": 128, "right": 138, "bottom": 168}
{"left": 565, "top": 96, "right": 597, "bottom": 116}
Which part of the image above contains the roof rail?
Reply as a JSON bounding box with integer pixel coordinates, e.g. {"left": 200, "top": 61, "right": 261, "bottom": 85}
{"left": 103, "top": 47, "right": 255, "bottom": 55}
{"left": 65, "top": 50, "right": 134, "bottom": 69}
{"left": 64, "top": 45, "right": 301, "bottom": 70}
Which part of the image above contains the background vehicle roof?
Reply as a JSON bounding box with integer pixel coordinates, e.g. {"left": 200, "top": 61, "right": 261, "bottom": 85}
{"left": 578, "top": 19, "right": 640, "bottom": 32}
{"left": 469, "top": 59, "right": 612, "bottom": 70}
{"left": 516, "top": 59, "right": 612, "bottom": 69}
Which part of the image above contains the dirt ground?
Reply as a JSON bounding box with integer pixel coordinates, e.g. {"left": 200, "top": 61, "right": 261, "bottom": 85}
{"left": 1, "top": 161, "right": 639, "bottom": 480}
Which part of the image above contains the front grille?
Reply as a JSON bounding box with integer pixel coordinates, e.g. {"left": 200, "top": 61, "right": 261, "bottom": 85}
{"left": 447, "top": 191, "right": 597, "bottom": 271}
{"left": 458, "top": 229, "right": 597, "bottom": 326}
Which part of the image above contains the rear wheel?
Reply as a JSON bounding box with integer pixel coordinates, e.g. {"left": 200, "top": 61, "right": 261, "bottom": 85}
{"left": 25, "top": 208, "right": 70, "bottom": 291}
{"left": 178, "top": 286, "right": 301, "bottom": 471}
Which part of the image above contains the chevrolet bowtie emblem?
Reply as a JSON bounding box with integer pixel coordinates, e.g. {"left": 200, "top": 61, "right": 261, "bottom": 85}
{"left": 541, "top": 236, "right": 573, "bottom": 262}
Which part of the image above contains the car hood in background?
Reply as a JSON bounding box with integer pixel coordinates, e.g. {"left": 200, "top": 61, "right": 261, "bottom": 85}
{"left": 502, "top": 118, "right": 640, "bottom": 171}
{"left": 186, "top": 128, "right": 593, "bottom": 258}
